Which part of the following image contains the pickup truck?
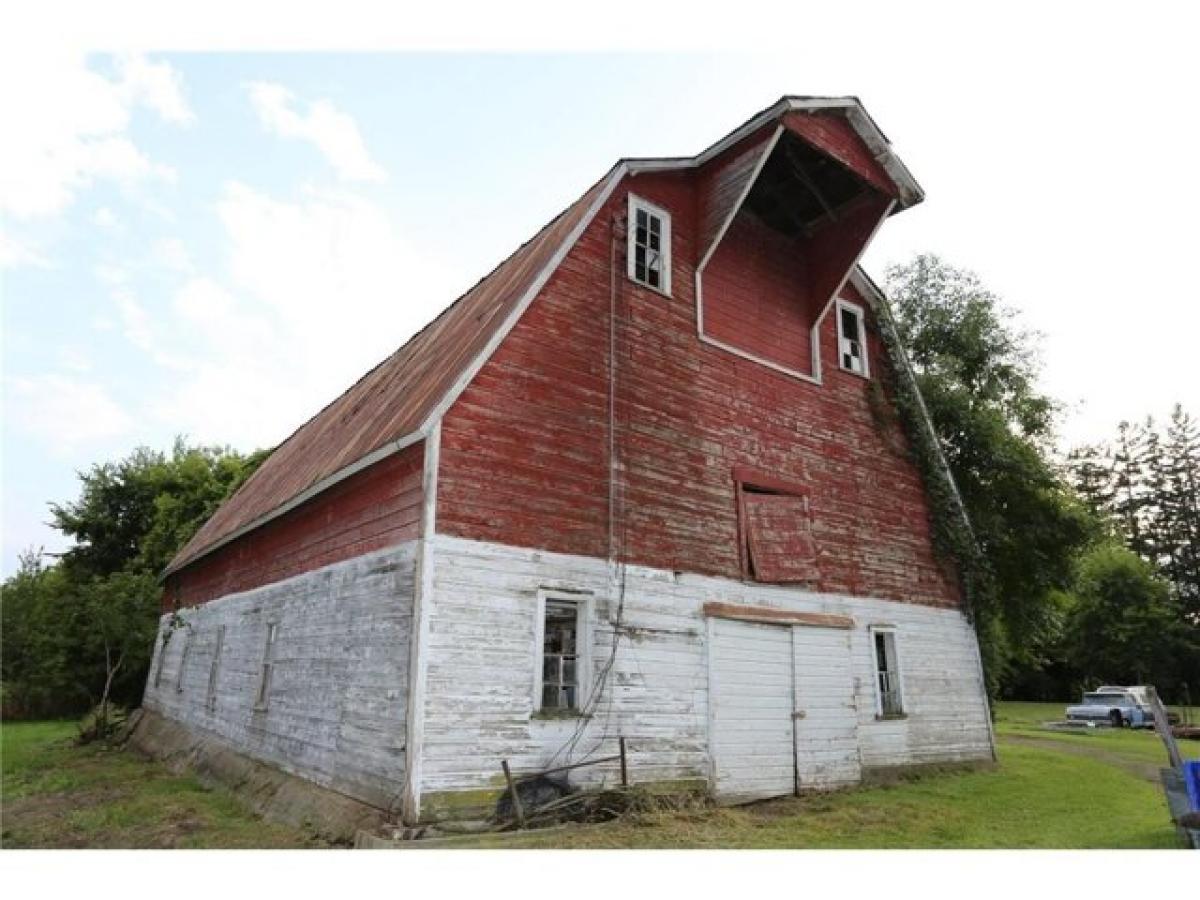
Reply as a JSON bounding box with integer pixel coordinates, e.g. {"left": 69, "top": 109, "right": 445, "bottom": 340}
{"left": 1065, "top": 690, "right": 1147, "bottom": 728}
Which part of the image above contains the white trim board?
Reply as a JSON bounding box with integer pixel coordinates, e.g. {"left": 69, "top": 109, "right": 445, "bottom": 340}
{"left": 401, "top": 419, "right": 441, "bottom": 824}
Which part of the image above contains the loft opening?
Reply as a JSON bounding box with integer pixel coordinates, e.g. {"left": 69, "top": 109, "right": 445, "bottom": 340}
{"left": 733, "top": 468, "right": 820, "bottom": 586}
{"left": 698, "top": 119, "right": 897, "bottom": 383}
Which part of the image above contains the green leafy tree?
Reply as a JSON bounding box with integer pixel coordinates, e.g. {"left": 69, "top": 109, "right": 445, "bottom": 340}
{"left": 50, "top": 439, "right": 269, "bottom": 580}
{"left": 3, "top": 439, "right": 268, "bottom": 718}
{"left": 1062, "top": 544, "right": 1197, "bottom": 694}
{"left": 885, "top": 254, "right": 1098, "bottom": 693}
{"left": 77, "top": 570, "right": 162, "bottom": 736}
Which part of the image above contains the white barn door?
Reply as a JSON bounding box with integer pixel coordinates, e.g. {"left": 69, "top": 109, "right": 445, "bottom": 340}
{"left": 709, "top": 618, "right": 861, "bottom": 801}
{"left": 792, "top": 626, "right": 861, "bottom": 789}
{"left": 709, "top": 619, "right": 795, "bottom": 801}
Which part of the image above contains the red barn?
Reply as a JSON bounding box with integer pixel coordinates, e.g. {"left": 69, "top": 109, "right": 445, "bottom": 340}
{"left": 138, "top": 96, "right": 995, "bottom": 831}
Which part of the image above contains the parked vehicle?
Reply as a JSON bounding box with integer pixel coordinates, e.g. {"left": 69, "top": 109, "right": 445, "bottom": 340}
{"left": 1065, "top": 690, "right": 1147, "bottom": 728}
{"left": 1096, "top": 685, "right": 1155, "bottom": 723}
{"left": 1096, "top": 684, "right": 1179, "bottom": 726}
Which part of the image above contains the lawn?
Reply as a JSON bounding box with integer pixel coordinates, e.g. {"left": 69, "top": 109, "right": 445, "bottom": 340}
{"left": 1, "top": 703, "right": 1195, "bottom": 849}
{"left": 0, "top": 720, "right": 334, "bottom": 849}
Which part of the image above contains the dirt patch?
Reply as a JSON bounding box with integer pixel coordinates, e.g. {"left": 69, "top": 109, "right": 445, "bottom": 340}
{"left": 1001, "top": 735, "right": 1161, "bottom": 783}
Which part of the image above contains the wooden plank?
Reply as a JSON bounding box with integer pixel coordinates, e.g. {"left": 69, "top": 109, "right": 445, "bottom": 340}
{"left": 703, "top": 601, "right": 852, "bottom": 630}
{"left": 743, "top": 494, "right": 821, "bottom": 585}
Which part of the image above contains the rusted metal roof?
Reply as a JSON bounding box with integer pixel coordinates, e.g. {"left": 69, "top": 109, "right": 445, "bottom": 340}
{"left": 166, "top": 173, "right": 614, "bottom": 575}
{"left": 166, "top": 95, "right": 923, "bottom": 577}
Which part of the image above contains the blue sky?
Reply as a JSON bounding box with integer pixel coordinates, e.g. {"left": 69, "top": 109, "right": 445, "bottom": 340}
{"left": 3, "top": 36, "right": 1198, "bottom": 574}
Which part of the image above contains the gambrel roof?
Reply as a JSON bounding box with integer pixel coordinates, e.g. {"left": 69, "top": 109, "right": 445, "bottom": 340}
{"left": 166, "top": 96, "right": 923, "bottom": 577}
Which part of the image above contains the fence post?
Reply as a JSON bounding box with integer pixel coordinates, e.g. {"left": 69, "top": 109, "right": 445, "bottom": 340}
{"left": 619, "top": 737, "right": 628, "bottom": 787}
{"left": 501, "top": 759, "right": 526, "bottom": 828}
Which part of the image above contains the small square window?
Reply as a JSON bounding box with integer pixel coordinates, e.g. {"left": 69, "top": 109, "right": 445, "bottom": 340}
{"left": 836, "top": 299, "right": 869, "bottom": 377}
{"left": 871, "top": 628, "right": 904, "bottom": 717}
{"left": 627, "top": 194, "right": 671, "bottom": 295}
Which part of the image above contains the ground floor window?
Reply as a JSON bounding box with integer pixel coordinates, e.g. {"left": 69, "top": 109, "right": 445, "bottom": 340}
{"left": 206, "top": 625, "right": 225, "bottom": 713}
{"left": 871, "top": 627, "right": 904, "bottom": 717}
{"left": 255, "top": 622, "right": 278, "bottom": 710}
{"left": 536, "top": 593, "right": 591, "bottom": 714}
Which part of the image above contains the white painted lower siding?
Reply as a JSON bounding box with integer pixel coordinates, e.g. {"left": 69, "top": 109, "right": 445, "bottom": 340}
{"left": 143, "top": 543, "right": 417, "bottom": 811}
{"left": 418, "top": 535, "right": 993, "bottom": 813}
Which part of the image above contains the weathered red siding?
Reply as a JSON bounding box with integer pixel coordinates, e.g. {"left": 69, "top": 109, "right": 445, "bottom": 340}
{"left": 167, "top": 441, "right": 424, "bottom": 609}
{"left": 438, "top": 163, "right": 959, "bottom": 608}
{"left": 703, "top": 209, "right": 816, "bottom": 374}
{"left": 782, "top": 112, "right": 898, "bottom": 198}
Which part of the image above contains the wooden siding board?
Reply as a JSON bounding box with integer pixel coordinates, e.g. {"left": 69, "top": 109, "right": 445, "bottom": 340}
{"left": 439, "top": 169, "right": 959, "bottom": 609}
{"left": 144, "top": 543, "right": 417, "bottom": 811}
{"left": 418, "top": 536, "right": 990, "bottom": 803}
{"left": 170, "top": 442, "right": 425, "bottom": 609}
{"left": 782, "top": 111, "right": 898, "bottom": 198}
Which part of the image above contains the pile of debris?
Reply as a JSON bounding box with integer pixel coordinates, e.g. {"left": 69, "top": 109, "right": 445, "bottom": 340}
{"left": 495, "top": 782, "right": 699, "bottom": 831}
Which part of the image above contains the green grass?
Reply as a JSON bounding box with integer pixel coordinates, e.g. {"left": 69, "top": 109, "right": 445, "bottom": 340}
{"left": 2, "top": 703, "right": 1194, "bottom": 849}
{"left": 994, "top": 700, "right": 1200, "bottom": 767}
{"left": 1, "top": 720, "right": 334, "bottom": 849}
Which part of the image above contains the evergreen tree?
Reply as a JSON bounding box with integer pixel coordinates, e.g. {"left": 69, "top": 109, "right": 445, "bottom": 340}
{"left": 1110, "top": 420, "right": 1152, "bottom": 557}
{"left": 1163, "top": 405, "right": 1200, "bottom": 620}
{"left": 1067, "top": 442, "right": 1115, "bottom": 522}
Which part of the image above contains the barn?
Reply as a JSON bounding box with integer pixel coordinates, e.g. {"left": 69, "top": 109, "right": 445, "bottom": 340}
{"left": 137, "top": 96, "right": 996, "bottom": 830}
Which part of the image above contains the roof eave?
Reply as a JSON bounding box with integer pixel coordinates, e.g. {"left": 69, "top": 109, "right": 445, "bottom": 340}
{"left": 625, "top": 96, "right": 924, "bottom": 210}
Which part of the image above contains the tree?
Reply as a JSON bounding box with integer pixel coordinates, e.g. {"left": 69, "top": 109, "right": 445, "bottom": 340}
{"left": 1062, "top": 544, "right": 1198, "bottom": 695}
{"left": 77, "top": 571, "right": 162, "bottom": 737}
{"left": 1110, "top": 420, "right": 1152, "bottom": 558}
{"left": 885, "top": 254, "right": 1099, "bottom": 693}
{"left": 1066, "top": 442, "right": 1115, "bottom": 522}
{"left": 50, "top": 439, "right": 269, "bottom": 580}
{"left": 1162, "top": 405, "right": 1200, "bottom": 620}
{"left": 3, "top": 439, "right": 269, "bottom": 719}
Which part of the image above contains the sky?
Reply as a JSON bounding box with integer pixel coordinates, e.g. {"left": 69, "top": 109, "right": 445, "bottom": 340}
{"left": 2, "top": 4, "right": 1198, "bottom": 575}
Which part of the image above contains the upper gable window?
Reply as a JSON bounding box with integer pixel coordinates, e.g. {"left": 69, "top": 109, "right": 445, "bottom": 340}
{"left": 627, "top": 194, "right": 671, "bottom": 295}
{"left": 836, "top": 298, "right": 869, "bottom": 377}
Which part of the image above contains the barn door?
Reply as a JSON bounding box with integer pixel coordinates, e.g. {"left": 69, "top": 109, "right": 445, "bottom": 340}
{"left": 791, "top": 626, "right": 862, "bottom": 789}
{"left": 709, "top": 618, "right": 796, "bottom": 801}
{"left": 710, "top": 618, "right": 862, "bottom": 801}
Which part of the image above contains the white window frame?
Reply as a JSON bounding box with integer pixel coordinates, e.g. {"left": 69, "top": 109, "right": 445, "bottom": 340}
{"left": 532, "top": 589, "right": 594, "bottom": 716}
{"left": 206, "top": 624, "right": 226, "bottom": 713}
{"left": 835, "top": 297, "right": 870, "bottom": 378}
{"left": 175, "top": 629, "right": 192, "bottom": 693}
{"left": 627, "top": 193, "right": 672, "bottom": 297}
{"left": 868, "top": 625, "right": 905, "bottom": 718}
{"left": 153, "top": 628, "right": 170, "bottom": 689}
{"left": 255, "top": 621, "right": 279, "bottom": 711}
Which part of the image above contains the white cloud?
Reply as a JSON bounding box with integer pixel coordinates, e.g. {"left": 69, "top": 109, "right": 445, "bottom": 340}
{"left": 93, "top": 206, "right": 120, "bottom": 230}
{"left": 246, "top": 81, "right": 386, "bottom": 183}
{"left": 113, "top": 289, "right": 155, "bottom": 353}
{"left": 5, "top": 374, "right": 133, "bottom": 455}
{"left": 0, "top": 51, "right": 191, "bottom": 220}
{"left": 0, "top": 231, "right": 50, "bottom": 269}
{"left": 153, "top": 237, "right": 194, "bottom": 274}
{"left": 126, "top": 181, "right": 450, "bottom": 450}
{"left": 114, "top": 53, "right": 195, "bottom": 126}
